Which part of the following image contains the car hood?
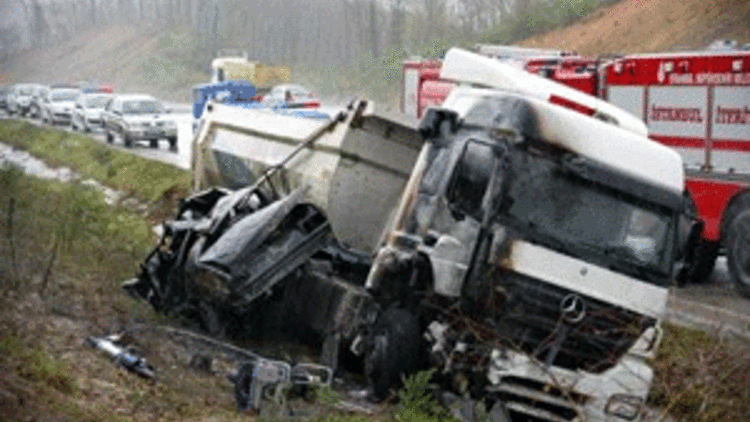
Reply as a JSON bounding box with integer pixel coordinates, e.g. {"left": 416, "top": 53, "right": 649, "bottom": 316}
{"left": 84, "top": 109, "right": 104, "bottom": 118}
{"left": 123, "top": 114, "right": 174, "bottom": 124}
{"left": 48, "top": 102, "right": 76, "bottom": 111}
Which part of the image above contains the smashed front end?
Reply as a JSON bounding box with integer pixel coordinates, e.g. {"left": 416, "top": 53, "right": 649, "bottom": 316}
{"left": 363, "top": 92, "right": 682, "bottom": 421}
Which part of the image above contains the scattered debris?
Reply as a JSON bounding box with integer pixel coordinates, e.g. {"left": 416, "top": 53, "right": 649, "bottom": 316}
{"left": 84, "top": 334, "right": 155, "bottom": 380}
{"left": 230, "top": 358, "right": 332, "bottom": 415}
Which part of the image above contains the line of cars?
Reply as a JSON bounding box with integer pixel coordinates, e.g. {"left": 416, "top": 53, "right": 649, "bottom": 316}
{"left": 1, "top": 83, "right": 179, "bottom": 152}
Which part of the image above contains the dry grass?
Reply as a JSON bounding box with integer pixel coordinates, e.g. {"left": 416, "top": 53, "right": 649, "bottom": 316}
{"left": 650, "top": 324, "right": 750, "bottom": 422}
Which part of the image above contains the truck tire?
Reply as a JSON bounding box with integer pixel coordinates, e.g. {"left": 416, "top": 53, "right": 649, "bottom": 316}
{"left": 364, "top": 308, "right": 421, "bottom": 401}
{"left": 722, "top": 192, "right": 750, "bottom": 238}
{"left": 149, "top": 139, "right": 158, "bottom": 149}
{"left": 106, "top": 130, "right": 114, "bottom": 144}
{"left": 725, "top": 209, "right": 750, "bottom": 299}
{"left": 679, "top": 240, "right": 719, "bottom": 285}
{"left": 124, "top": 135, "right": 133, "bottom": 148}
{"left": 168, "top": 137, "right": 178, "bottom": 152}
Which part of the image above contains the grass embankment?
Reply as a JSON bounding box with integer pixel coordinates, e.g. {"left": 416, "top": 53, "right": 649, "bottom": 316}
{"left": 0, "top": 121, "right": 191, "bottom": 208}
{"left": 650, "top": 325, "right": 750, "bottom": 422}
{"left": 0, "top": 122, "right": 747, "bottom": 422}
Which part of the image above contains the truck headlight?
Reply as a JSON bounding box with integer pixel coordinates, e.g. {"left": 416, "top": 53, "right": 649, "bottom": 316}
{"left": 164, "top": 120, "right": 176, "bottom": 128}
{"left": 605, "top": 394, "right": 643, "bottom": 420}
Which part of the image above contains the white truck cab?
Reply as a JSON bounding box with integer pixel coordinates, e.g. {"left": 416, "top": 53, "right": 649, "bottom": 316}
{"left": 362, "top": 49, "right": 687, "bottom": 421}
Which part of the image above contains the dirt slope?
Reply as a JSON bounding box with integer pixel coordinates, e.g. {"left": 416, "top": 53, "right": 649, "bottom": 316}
{"left": 5, "top": 24, "right": 205, "bottom": 102}
{"left": 520, "top": 0, "right": 750, "bottom": 54}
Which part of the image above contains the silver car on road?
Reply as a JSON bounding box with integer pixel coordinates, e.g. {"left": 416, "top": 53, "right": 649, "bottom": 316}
{"left": 102, "top": 94, "right": 178, "bottom": 151}
{"left": 71, "top": 93, "right": 114, "bottom": 132}
{"left": 40, "top": 88, "right": 82, "bottom": 125}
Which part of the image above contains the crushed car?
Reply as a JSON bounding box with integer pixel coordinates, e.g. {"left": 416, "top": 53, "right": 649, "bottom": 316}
{"left": 126, "top": 49, "right": 697, "bottom": 422}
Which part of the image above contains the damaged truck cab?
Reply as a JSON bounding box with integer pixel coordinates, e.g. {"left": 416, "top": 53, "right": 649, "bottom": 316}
{"left": 361, "top": 50, "right": 689, "bottom": 421}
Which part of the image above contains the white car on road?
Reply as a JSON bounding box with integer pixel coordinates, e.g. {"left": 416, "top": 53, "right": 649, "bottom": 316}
{"left": 71, "top": 93, "right": 114, "bottom": 132}
{"left": 40, "top": 88, "right": 82, "bottom": 125}
{"left": 7, "top": 84, "right": 37, "bottom": 116}
{"left": 102, "top": 94, "right": 178, "bottom": 151}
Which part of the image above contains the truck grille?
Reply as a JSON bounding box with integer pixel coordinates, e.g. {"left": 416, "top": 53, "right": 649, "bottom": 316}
{"left": 487, "top": 377, "right": 589, "bottom": 422}
{"left": 492, "top": 271, "right": 655, "bottom": 373}
{"left": 55, "top": 113, "right": 71, "bottom": 119}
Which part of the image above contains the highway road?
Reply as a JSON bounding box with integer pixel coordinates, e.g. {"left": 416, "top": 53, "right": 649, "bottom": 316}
{"left": 1, "top": 107, "right": 749, "bottom": 340}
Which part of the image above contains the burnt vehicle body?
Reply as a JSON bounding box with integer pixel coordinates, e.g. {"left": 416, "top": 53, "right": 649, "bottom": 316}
{"left": 128, "top": 49, "right": 692, "bottom": 422}
{"left": 128, "top": 98, "right": 422, "bottom": 345}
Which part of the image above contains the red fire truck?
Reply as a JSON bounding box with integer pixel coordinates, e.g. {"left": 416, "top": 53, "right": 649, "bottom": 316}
{"left": 402, "top": 44, "right": 750, "bottom": 298}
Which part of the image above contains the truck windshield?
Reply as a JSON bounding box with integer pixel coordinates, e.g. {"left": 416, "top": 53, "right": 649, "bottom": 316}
{"left": 502, "top": 147, "right": 674, "bottom": 280}
{"left": 123, "top": 100, "right": 163, "bottom": 114}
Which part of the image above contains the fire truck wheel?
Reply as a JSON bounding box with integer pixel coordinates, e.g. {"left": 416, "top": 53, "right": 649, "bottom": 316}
{"left": 725, "top": 209, "right": 750, "bottom": 299}
{"left": 723, "top": 193, "right": 750, "bottom": 238}
{"left": 365, "top": 308, "right": 421, "bottom": 402}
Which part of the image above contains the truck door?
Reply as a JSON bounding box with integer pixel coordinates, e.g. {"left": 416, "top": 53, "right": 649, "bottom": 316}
{"left": 424, "top": 138, "right": 506, "bottom": 298}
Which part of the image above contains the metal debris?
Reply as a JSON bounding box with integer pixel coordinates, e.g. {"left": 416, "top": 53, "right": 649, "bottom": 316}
{"left": 84, "top": 334, "right": 155, "bottom": 380}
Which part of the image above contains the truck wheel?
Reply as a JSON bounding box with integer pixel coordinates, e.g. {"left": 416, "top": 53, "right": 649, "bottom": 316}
{"left": 681, "top": 240, "right": 719, "bottom": 285}
{"left": 124, "top": 135, "right": 133, "bottom": 148}
{"left": 168, "top": 137, "right": 178, "bottom": 152}
{"left": 106, "top": 130, "right": 114, "bottom": 144}
{"left": 364, "top": 308, "right": 421, "bottom": 401}
{"left": 723, "top": 193, "right": 750, "bottom": 237}
{"left": 149, "top": 139, "right": 159, "bottom": 149}
{"left": 725, "top": 209, "right": 750, "bottom": 299}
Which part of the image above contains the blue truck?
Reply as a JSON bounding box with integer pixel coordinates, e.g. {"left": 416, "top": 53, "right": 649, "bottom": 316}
{"left": 192, "top": 81, "right": 330, "bottom": 133}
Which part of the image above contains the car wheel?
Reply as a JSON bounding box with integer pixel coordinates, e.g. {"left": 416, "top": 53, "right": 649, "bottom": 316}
{"left": 106, "top": 130, "right": 114, "bottom": 144}
{"left": 364, "top": 308, "right": 422, "bottom": 401}
{"left": 168, "top": 137, "right": 178, "bottom": 152}
{"left": 149, "top": 139, "right": 159, "bottom": 149}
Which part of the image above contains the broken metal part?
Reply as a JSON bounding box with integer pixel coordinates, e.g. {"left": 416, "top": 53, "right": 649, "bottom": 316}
{"left": 231, "top": 359, "right": 333, "bottom": 413}
{"left": 84, "top": 335, "right": 155, "bottom": 380}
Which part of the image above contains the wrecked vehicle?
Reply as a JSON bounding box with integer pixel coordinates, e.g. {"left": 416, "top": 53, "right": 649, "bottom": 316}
{"left": 127, "top": 48, "right": 695, "bottom": 422}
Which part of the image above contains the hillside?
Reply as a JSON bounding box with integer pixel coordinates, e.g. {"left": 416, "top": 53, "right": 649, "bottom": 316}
{"left": 520, "top": 0, "right": 750, "bottom": 54}
{"left": 4, "top": 24, "right": 205, "bottom": 102}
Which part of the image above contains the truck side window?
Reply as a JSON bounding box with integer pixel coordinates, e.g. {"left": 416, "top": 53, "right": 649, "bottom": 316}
{"left": 446, "top": 139, "right": 494, "bottom": 219}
